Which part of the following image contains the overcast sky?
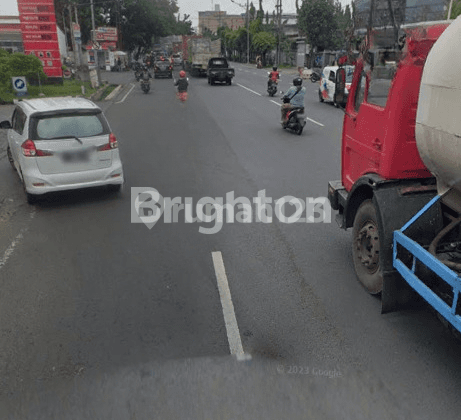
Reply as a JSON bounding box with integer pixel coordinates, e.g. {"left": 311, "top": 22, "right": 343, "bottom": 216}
{"left": 177, "top": 0, "right": 352, "bottom": 29}
{"left": 0, "top": 0, "right": 351, "bottom": 30}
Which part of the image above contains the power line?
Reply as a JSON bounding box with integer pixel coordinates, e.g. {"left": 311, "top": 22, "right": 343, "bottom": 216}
{"left": 229, "top": 0, "right": 247, "bottom": 8}
{"left": 65, "top": 0, "right": 121, "bottom": 9}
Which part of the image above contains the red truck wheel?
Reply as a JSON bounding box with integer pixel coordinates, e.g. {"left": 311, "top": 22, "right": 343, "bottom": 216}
{"left": 352, "top": 199, "right": 383, "bottom": 294}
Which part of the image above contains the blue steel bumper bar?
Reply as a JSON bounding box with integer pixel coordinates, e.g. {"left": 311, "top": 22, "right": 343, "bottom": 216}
{"left": 393, "top": 194, "right": 461, "bottom": 333}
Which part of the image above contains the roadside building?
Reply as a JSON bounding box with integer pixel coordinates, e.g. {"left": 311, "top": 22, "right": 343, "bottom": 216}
{"left": 0, "top": 16, "right": 23, "bottom": 53}
{"left": 354, "top": 0, "right": 450, "bottom": 29}
{"left": 198, "top": 5, "right": 245, "bottom": 34}
{"left": 267, "top": 14, "right": 300, "bottom": 40}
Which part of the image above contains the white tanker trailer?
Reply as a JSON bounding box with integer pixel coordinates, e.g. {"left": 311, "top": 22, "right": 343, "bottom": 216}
{"left": 416, "top": 17, "right": 461, "bottom": 204}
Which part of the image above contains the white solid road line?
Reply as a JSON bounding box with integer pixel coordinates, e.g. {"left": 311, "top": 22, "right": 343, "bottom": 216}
{"left": 212, "top": 251, "right": 251, "bottom": 361}
{"left": 305, "top": 116, "right": 325, "bottom": 127}
{"left": 0, "top": 210, "right": 35, "bottom": 270}
{"left": 115, "top": 83, "right": 135, "bottom": 104}
{"left": 239, "top": 81, "right": 325, "bottom": 127}
{"left": 237, "top": 83, "right": 262, "bottom": 96}
{"left": 269, "top": 101, "right": 324, "bottom": 126}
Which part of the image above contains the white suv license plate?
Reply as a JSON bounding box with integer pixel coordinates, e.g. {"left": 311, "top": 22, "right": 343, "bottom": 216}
{"left": 61, "top": 150, "right": 90, "bottom": 163}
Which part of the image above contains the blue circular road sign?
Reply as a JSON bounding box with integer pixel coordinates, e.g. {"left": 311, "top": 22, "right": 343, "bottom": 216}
{"left": 14, "top": 79, "right": 25, "bottom": 89}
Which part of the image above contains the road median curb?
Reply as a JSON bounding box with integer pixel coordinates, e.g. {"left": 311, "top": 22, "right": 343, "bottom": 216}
{"left": 105, "top": 84, "right": 124, "bottom": 101}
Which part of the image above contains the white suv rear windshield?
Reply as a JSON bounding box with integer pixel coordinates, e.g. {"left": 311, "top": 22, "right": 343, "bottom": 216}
{"left": 32, "top": 112, "right": 109, "bottom": 140}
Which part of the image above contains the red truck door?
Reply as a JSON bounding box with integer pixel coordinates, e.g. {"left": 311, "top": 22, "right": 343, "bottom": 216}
{"left": 342, "top": 60, "right": 388, "bottom": 191}
{"left": 342, "top": 49, "right": 436, "bottom": 192}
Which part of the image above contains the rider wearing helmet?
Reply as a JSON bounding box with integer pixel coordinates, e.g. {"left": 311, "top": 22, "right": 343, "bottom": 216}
{"left": 174, "top": 70, "right": 189, "bottom": 102}
{"left": 141, "top": 65, "right": 152, "bottom": 81}
{"left": 268, "top": 66, "right": 280, "bottom": 88}
{"left": 281, "top": 77, "right": 306, "bottom": 124}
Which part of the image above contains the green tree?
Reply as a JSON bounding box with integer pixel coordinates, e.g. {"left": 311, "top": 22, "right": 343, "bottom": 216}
{"left": 279, "top": 34, "right": 296, "bottom": 65}
{"left": 222, "top": 27, "right": 250, "bottom": 61}
{"left": 0, "top": 52, "right": 46, "bottom": 90}
{"left": 202, "top": 27, "right": 220, "bottom": 41}
{"left": 122, "top": 0, "right": 166, "bottom": 56}
{"left": 252, "top": 31, "right": 276, "bottom": 64}
{"left": 249, "top": 18, "right": 263, "bottom": 35}
{"left": 217, "top": 26, "right": 228, "bottom": 55}
{"left": 332, "top": 0, "right": 351, "bottom": 50}
{"left": 235, "top": 27, "right": 250, "bottom": 61}
{"left": 175, "top": 14, "right": 194, "bottom": 35}
{"left": 257, "top": 0, "right": 264, "bottom": 21}
{"left": 249, "top": 2, "right": 256, "bottom": 21}
{"left": 447, "top": 0, "right": 461, "bottom": 18}
{"left": 55, "top": 0, "right": 185, "bottom": 52}
{"left": 225, "top": 29, "right": 235, "bottom": 58}
{"left": 298, "top": 0, "right": 340, "bottom": 65}
{"left": 147, "top": 0, "right": 180, "bottom": 35}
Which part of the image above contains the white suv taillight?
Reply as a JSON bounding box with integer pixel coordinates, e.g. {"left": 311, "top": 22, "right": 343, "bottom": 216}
{"left": 97, "top": 133, "right": 118, "bottom": 151}
{"left": 21, "top": 139, "right": 52, "bottom": 157}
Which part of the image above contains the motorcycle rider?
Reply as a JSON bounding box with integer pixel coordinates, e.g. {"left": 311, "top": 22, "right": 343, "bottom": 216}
{"left": 141, "top": 65, "right": 152, "bottom": 81}
{"left": 134, "top": 62, "right": 143, "bottom": 81}
{"left": 268, "top": 66, "right": 280, "bottom": 89}
{"left": 140, "top": 65, "right": 152, "bottom": 91}
{"left": 281, "top": 77, "right": 306, "bottom": 124}
{"left": 174, "top": 70, "right": 189, "bottom": 102}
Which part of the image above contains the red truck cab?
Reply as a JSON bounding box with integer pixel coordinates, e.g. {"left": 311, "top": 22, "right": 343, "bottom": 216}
{"left": 328, "top": 22, "right": 451, "bottom": 309}
{"left": 342, "top": 24, "right": 449, "bottom": 190}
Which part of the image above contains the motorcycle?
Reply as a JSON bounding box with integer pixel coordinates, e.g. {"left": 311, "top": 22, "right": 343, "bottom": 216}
{"left": 141, "top": 79, "right": 150, "bottom": 93}
{"left": 267, "top": 72, "right": 279, "bottom": 96}
{"left": 281, "top": 98, "right": 306, "bottom": 135}
{"left": 310, "top": 70, "right": 321, "bottom": 83}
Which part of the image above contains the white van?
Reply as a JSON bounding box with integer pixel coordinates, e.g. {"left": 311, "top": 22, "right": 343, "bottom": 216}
{"left": 319, "top": 65, "right": 355, "bottom": 107}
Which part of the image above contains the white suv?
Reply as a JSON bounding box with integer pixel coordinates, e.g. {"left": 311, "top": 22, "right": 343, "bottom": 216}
{"left": 0, "top": 97, "right": 124, "bottom": 203}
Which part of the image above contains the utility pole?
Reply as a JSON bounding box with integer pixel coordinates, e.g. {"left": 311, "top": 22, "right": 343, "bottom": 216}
{"left": 447, "top": 0, "right": 454, "bottom": 20}
{"left": 275, "top": 0, "right": 282, "bottom": 65}
{"left": 279, "top": 0, "right": 282, "bottom": 65}
{"left": 386, "top": 0, "right": 399, "bottom": 49}
{"left": 90, "top": 0, "right": 98, "bottom": 70}
{"left": 68, "top": 4, "right": 77, "bottom": 65}
{"left": 366, "top": 0, "right": 375, "bottom": 59}
{"left": 62, "top": 12, "right": 68, "bottom": 57}
{"left": 90, "top": 0, "right": 100, "bottom": 84}
{"left": 368, "top": 0, "right": 375, "bottom": 33}
{"left": 246, "top": 0, "right": 249, "bottom": 63}
{"left": 74, "top": 5, "right": 82, "bottom": 66}
{"left": 116, "top": 0, "right": 123, "bottom": 51}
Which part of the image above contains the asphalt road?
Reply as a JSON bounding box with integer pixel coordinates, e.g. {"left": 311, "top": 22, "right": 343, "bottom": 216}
{"left": 1, "top": 65, "right": 461, "bottom": 419}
